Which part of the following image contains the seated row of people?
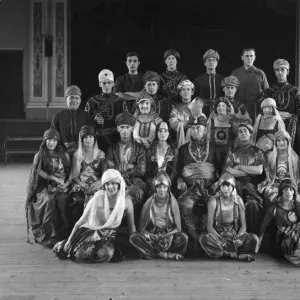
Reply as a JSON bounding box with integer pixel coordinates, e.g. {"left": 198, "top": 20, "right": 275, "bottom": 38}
{"left": 26, "top": 109, "right": 300, "bottom": 265}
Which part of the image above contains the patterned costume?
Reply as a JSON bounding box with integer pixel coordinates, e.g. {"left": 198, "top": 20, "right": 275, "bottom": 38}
{"left": 85, "top": 93, "right": 126, "bottom": 152}
{"left": 26, "top": 129, "right": 72, "bottom": 247}
{"left": 105, "top": 139, "right": 147, "bottom": 209}
{"left": 53, "top": 170, "right": 126, "bottom": 263}
{"left": 224, "top": 144, "right": 265, "bottom": 234}
{"left": 265, "top": 82, "right": 300, "bottom": 154}
{"left": 177, "top": 138, "right": 216, "bottom": 242}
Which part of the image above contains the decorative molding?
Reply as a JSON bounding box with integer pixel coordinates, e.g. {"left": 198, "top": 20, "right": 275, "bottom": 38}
{"left": 32, "top": 2, "right": 43, "bottom": 98}
{"left": 55, "top": 2, "right": 65, "bottom": 98}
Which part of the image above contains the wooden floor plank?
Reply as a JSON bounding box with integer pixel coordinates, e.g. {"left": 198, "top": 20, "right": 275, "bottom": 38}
{"left": 1, "top": 164, "right": 300, "bottom": 300}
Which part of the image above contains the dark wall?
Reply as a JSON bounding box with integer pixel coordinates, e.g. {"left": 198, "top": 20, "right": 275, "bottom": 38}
{"left": 70, "top": 0, "right": 297, "bottom": 106}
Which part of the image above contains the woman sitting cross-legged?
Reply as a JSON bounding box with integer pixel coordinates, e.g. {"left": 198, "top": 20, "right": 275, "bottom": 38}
{"left": 199, "top": 173, "right": 258, "bottom": 262}
{"left": 130, "top": 171, "right": 188, "bottom": 260}
{"left": 70, "top": 125, "right": 105, "bottom": 224}
{"left": 53, "top": 169, "right": 136, "bottom": 263}
{"left": 26, "top": 129, "right": 72, "bottom": 247}
{"left": 257, "top": 179, "right": 300, "bottom": 266}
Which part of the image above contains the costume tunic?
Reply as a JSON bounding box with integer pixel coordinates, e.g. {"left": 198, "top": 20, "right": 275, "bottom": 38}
{"left": 200, "top": 196, "right": 257, "bottom": 258}
{"left": 160, "top": 70, "right": 188, "bottom": 98}
{"left": 105, "top": 140, "right": 147, "bottom": 207}
{"left": 223, "top": 144, "right": 265, "bottom": 234}
{"left": 177, "top": 140, "right": 216, "bottom": 241}
{"left": 265, "top": 82, "right": 300, "bottom": 152}
{"left": 85, "top": 93, "right": 126, "bottom": 151}
{"left": 193, "top": 73, "right": 224, "bottom": 117}
{"left": 115, "top": 73, "right": 144, "bottom": 112}
{"left": 232, "top": 66, "right": 269, "bottom": 120}
{"left": 260, "top": 201, "right": 300, "bottom": 266}
{"left": 50, "top": 109, "right": 93, "bottom": 155}
{"left": 130, "top": 194, "right": 188, "bottom": 259}
{"left": 26, "top": 151, "right": 72, "bottom": 246}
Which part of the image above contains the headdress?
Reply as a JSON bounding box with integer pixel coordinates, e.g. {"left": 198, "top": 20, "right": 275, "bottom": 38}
{"left": 98, "top": 69, "right": 114, "bottom": 83}
{"left": 203, "top": 49, "right": 220, "bottom": 61}
{"left": 65, "top": 85, "right": 81, "bottom": 98}
{"left": 221, "top": 75, "right": 239, "bottom": 87}
{"left": 77, "top": 169, "right": 126, "bottom": 230}
{"left": 164, "top": 49, "right": 180, "bottom": 61}
{"left": 251, "top": 98, "right": 285, "bottom": 146}
{"left": 72, "top": 125, "right": 101, "bottom": 179}
{"left": 143, "top": 71, "right": 160, "bottom": 85}
{"left": 177, "top": 80, "right": 195, "bottom": 92}
{"left": 43, "top": 129, "right": 60, "bottom": 141}
{"left": 273, "top": 59, "right": 290, "bottom": 71}
{"left": 115, "top": 112, "right": 137, "bottom": 127}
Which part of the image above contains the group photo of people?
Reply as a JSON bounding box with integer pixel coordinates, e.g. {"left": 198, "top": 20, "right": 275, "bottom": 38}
{"left": 25, "top": 47, "right": 300, "bottom": 267}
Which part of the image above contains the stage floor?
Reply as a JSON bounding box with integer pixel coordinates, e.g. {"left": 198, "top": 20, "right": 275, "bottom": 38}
{"left": 1, "top": 164, "right": 300, "bottom": 300}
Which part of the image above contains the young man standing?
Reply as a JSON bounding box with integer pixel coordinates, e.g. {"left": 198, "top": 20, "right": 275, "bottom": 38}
{"left": 232, "top": 48, "right": 269, "bottom": 120}
{"left": 264, "top": 59, "right": 300, "bottom": 154}
{"left": 85, "top": 69, "right": 126, "bottom": 152}
{"left": 115, "top": 52, "right": 144, "bottom": 112}
{"left": 193, "top": 49, "right": 223, "bottom": 117}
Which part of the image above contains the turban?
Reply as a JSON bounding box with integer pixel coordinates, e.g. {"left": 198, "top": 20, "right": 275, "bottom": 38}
{"left": 273, "top": 59, "right": 290, "bottom": 71}
{"left": 261, "top": 98, "right": 276, "bottom": 108}
{"left": 98, "top": 69, "right": 114, "bottom": 83}
{"left": 43, "top": 129, "right": 60, "bottom": 141}
{"left": 203, "top": 49, "right": 220, "bottom": 61}
{"left": 164, "top": 49, "right": 180, "bottom": 61}
{"left": 143, "top": 71, "right": 160, "bottom": 85}
{"left": 221, "top": 75, "right": 239, "bottom": 87}
{"left": 237, "top": 123, "right": 254, "bottom": 134}
{"left": 136, "top": 93, "right": 155, "bottom": 105}
{"left": 115, "top": 112, "right": 136, "bottom": 127}
{"left": 65, "top": 85, "right": 81, "bottom": 98}
{"left": 79, "top": 125, "right": 96, "bottom": 139}
{"left": 177, "top": 80, "right": 195, "bottom": 92}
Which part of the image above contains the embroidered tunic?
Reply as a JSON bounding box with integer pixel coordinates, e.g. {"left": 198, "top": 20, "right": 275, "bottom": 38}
{"left": 160, "top": 70, "right": 188, "bottom": 98}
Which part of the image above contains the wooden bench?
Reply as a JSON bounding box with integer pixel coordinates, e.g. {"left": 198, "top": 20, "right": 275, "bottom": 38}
{"left": 4, "top": 136, "right": 43, "bottom": 165}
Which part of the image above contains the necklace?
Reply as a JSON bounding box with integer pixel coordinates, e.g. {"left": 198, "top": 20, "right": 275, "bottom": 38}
{"left": 220, "top": 196, "right": 231, "bottom": 206}
{"left": 155, "top": 195, "right": 168, "bottom": 207}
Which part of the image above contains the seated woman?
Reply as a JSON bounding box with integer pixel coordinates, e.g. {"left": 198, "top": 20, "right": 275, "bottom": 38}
{"left": 53, "top": 169, "right": 136, "bottom": 263}
{"left": 133, "top": 94, "right": 162, "bottom": 149}
{"left": 26, "top": 129, "right": 72, "bottom": 247}
{"left": 207, "top": 97, "right": 234, "bottom": 174}
{"left": 130, "top": 171, "right": 188, "bottom": 260}
{"left": 146, "top": 121, "right": 178, "bottom": 193}
{"left": 259, "top": 131, "right": 299, "bottom": 206}
{"left": 251, "top": 98, "right": 285, "bottom": 152}
{"left": 257, "top": 179, "right": 300, "bottom": 266}
{"left": 70, "top": 125, "right": 105, "bottom": 223}
{"left": 199, "top": 173, "right": 258, "bottom": 262}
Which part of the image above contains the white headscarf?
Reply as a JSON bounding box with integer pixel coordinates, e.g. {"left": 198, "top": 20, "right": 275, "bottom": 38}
{"left": 251, "top": 98, "right": 285, "bottom": 146}
{"left": 77, "top": 169, "right": 126, "bottom": 230}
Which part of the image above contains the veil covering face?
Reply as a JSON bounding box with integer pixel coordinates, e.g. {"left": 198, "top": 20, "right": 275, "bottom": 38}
{"left": 77, "top": 169, "right": 126, "bottom": 231}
